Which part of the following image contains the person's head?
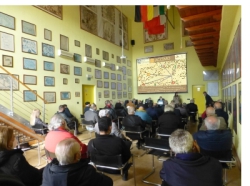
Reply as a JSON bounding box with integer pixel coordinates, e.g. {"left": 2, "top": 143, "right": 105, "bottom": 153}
{"left": 190, "top": 99, "right": 194, "bottom": 103}
{"left": 0, "top": 126, "right": 16, "bottom": 150}
{"left": 138, "top": 105, "right": 145, "bottom": 111}
{"left": 148, "top": 103, "right": 153, "bottom": 108}
{"left": 115, "top": 102, "right": 122, "bottom": 109}
{"left": 159, "top": 96, "right": 162, "bottom": 99}
{"left": 214, "top": 102, "right": 222, "bottom": 110}
{"left": 30, "top": 109, "right": 41, "bottom": 126}
{"left": 127, "top": 106, "right": 135, "bottom": 115}
{"left": 203, "top": 91, "right": 207, "bottom": 96}
{"left": 174, "top": 92, "right": 178, "bottom": 96}
{"left": 90, "top": 103, "right": 97, "bottom": 110}
{"left": 164, "top": 105, "right": 174, "bottom": 112}
{"left": 98, "top": 117, "right": 112, "bottom": 134}
{"left": 55, "top": 138, "right": 81, "bottom": 165}
{"left": 169, "top": 129, "right": 199, "bottom": 154}
{"left": 153, "top": 103, "right": 157, "bottom": 107}
{"left": 206, "top": 107, "right": 215, "bottom": 116}
{"left": 85, "top": 102, "right": 90, "bottom": 107}
{"left": 48, "top": 113, "right": 67, "bottom": 130}
{"left": 204, "top": 116, "right": 220, "bottom": 130}
{"left": 58, "top": 105, "right": 64, "bottom": 112}
{"left": 182, "top": 103, "right": 186, "bottom": 108}
{"left": 62, "top": 104, "right": 67, "bottom": 108}
{"left": 99, "top": 109, "right": 110, "bottom": 118}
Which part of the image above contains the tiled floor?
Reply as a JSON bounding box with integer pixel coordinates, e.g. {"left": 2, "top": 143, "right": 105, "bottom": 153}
{"left": 25, "top": 121, "right": 241, "bottom": 186}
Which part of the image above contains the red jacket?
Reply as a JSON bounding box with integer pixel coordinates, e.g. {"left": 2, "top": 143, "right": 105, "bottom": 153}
{"left": 45, "top": 128, "right": 88, "bottom": 159}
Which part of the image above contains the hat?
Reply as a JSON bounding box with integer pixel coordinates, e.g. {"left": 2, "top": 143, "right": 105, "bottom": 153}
{"left": 99, "top": 109, "right": 110, "bottom": 118}
{"left": 85, "top": 102, "right": 90, "bottom": 105}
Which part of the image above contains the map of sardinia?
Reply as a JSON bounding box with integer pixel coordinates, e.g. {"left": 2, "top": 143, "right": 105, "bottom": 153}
{"left": 137, "top": 53, "right": 187, "bottom": 93}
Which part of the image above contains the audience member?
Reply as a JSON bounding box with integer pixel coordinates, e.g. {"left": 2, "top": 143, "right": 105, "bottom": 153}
{"left": 146, "top": 103, "right": 159, "bottom": 120}
{"left": 176, "top": 103, "right": 187, "bottom": 118}
{"left": 136, "top": 100, "right": 144, "bottom": 110}
{"left": 157, "top": 96, "right": 165, "bottom": 110}
{"left": 0, "top": 126, "right": 43, "bottom": 186}
{"left": 42, "top": 138, "right": 113, "bottom": 186}
{"left": 214, "top": 101, "right": 229, "bottom": 126}
{"left": 104, "top": 100, "right": 117, "bottom": 121}
{"left": 160, "top": 129, "right": 223, "bottom": 186}
{"left": 62, "top": 104, "right": 74, "bottom": 118}
{"left": 203, "top": 91, "right": 214, "bottom": 107}
{"left": 84, "top": 103, "right": 99, "bottom": 124}
{"left": 45, "top": 114, "right": 88, "bottom": 159}
{"left": 126, "top": 100, "right": 136, "bottom": 109}
{"left": 84, "top": 102, "right": 90, "bottom": 114}
{"left": 186, "top": 99, "right": 198, "bottom": 121}
{"left": 153, "top": 102, "right": 164, "bottom": 116}
{"left": 173, "top": 92, "right": 181, "bottom": 104}
{"left": 30, "top": 109, "right": 48, "bottom": 134}
{"left": 114, "top": 102, "right": 128, "bottom": 117}
{"left": 88, "top": 117, "right": 131, "bottom": 180}
{"left": 135, "top": 105, "right": 152, "bottom": 124}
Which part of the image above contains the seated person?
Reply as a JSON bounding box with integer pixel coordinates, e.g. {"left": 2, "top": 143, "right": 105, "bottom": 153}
{"left": 135, "top": 105, "right": 152, "bottom": 125}
{"left": 214, "top": 102, "right": 229, "bottom": 126}
{"left": 42, "top": 138, "right": 113, "bottom": 186}
{"left": 0, "top": 126, "right": 43, "bottom": 186}
{"left": 186, "top": 99, "right": 198, "bottom": 121}
{"left": 160, "top": 129, "right": 223, "bottom": 186}
{"left": 114, "top": 102, "right": 128, "bottom": 117}
{"left": 126, "top": 100, "right": 136, "bottom": 109}
{"left": 157, "top": 105, "right": 182, "bottom": 136}
{"left": 176, "top": 103, "right": 188, "bottom": 118}
{"left": 199, "top": 107, "right": 227, "bottom": 130}
{"left": 146, "top": 103, "right": 159, "bottom": 120}
{"left": 30, "top": 108, "right": 48, "bottom": 135}
{"left": 104, "top": 100, "right": 117, "bottom": 121}
{"left": 84, "top": 103, "right": 99, "bottom": 124}
{"left": 136, "top": 100, "right": 144, "bottom": 110}
{"left": 57, "top": 105, "right": 81, "bottom": 135}
{"left": 45, "top": 113, "right": 88, "bottom": 159}
{"left": 83, "top": 101, "right": 90, "bottom": 114}
{"left": 153, "top": 103, "right": 164, "bottom": 116}
{"left": 88, "top": 117, "right": 131, "bottom": 180}
{"left": 193, "top": 116, "right": 232, "bottom": 159}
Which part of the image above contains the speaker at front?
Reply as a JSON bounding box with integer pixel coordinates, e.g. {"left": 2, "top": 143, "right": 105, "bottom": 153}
{"left": 131, "top": 40, "right": 135, "bottom": 46}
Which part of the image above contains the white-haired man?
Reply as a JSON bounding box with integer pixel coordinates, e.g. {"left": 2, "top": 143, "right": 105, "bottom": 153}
{"left": 186, "top": 99, "right": 198, "bottom": 121}
{"left": 214, "top": 101, "right": 229, "bottom": 126}
{"left": 160, "top": 129, "right": 223, "bottom": 186}
{"left": 42, "top": 138, "right": 113, "bottom": 186}
{"left": 84, "top": 103, "right": 99, "bottom": 124}
{"left": 45, "top": 113, "right": 88, "bottom": 159}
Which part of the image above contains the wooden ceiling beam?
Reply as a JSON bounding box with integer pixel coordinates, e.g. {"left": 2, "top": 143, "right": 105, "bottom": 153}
{"left": 175, "top": 5, "right": 194, "bottom": 10}
{"left": 185, "top": 22, "right": 220, "bottom": 32}
{"left": 189, "top": 31, "right": 219, "bottom": 39}
{"left": 192, "top": 39, "right": 218, "bottom": 45}
{"left": 181, "top": 9, "right": 222, "bottom": 22}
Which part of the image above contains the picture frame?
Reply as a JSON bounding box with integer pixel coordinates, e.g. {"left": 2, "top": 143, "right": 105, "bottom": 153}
{"left": 75, "top": 40, "right": 80, "bottom": 47}
{"left": 74, "top": 66, "right": 82, "bottom": 76}
{"left": 60, "top": 64, "right": 70, "bottom": 74}
{"left": 127, "top": 60, "right": 131, "bottom": 67}
{"left": 117, "top": 74, "right": 121, "bottom": 81}
{"left": 0, "top": 32, "right": 15, "bottom": 52}
{"left": 103, "top": 51, "right": 109, "bottom": 61}
{"left": 128, "top": 93, "right": 132, "bottom": 99}
{"left": 43, "top": 91, "right": 56, "bottom": 103}
{"left": 127, "top": 69, "right": 131, "bottom": 76}
{"left": 95, "top": 69, "right": 102, "bottom": 79}
{"left": 75, "top": 78, "right": 80, "bottom": 83}
{"left": 238, "top": 82, "right": 241, "bottom": 124}
{"left": 2, "top": 55, "right": 13, "bottom": 67}
{"left": 117, "top": 56, "right": 121, "bottom": 63}
{"left": 0, "top": 73, "right": 19, "bottom": 90}
{"left": 111, "top": 73, "right": 116, "bottom": 80}
{"left": 122, "top": 58, "right": 126, "bottom": 64}
{"left": 104, "top": 90, "right": 110, "bottom": 98}
{"left": 185, "top": 40, "right": 193, "bottom": 47}
{"left": 85, "top": 44, "right": 92, "bottom": 57}
{"left": 117, "top": 91, "right": 122, "bottom": 99}
{"left": 122, "top": 66, "right": 126, "bottom": 75}
{"left": 60, "top": 34, "right": 69, "bottom": 51}
{"left": 123, "top": 83, "right": 126, "bottom": 90}
{"left": 123, "top": 75, "right": 126, "bottom": 80}
{"left": 87, "top": 67, "right": 91, "bottom": 72}
{"left": 44, "top": 76, "right": 55, "bottom": 86}
{"left": 117, "top": 82, "right": 122, "bottom": 91}
{"left": 23, "top": 58, "right": 37, "bottom": 70}
{"left": 95, "top": 59, "right": 101, "bottom": 68}
{"left": 104, "top": 71, "right": 109, "bottom": 79}
{"left": 63, "top": 78, "right": 68, "bottom": 85}
{"left": 104, "top": 81, "right": 109, "bottom": 88}
{"left": 123, "top": 91, "right": 127, "bottom": 98}
{"left": 22, "top": 20, "right": 36, "bottom": 36}
{"left": 44, "top": 61, "right": 54, "bottom": 71}
{"left": 44, "top": 29, "right": 52, "bottom": 41}
{"left": 42, "top": 43, "right": 55, "bottom": 58}
{"left": 97, "top": 80, "right": 103, "bottom": 88}
{"left": 144, "top": 45, "right": 153, "bottom": 53}
{"left": 110, "top": 64, "right": 116, "bottom": 71}
{"left": 0, "top": 12, "right": 15, "bottom": 30}
{"left": 111, "top": 82, "right": 116, "bottom": 89}
{"left": 98, "top": 92, "right": 102, "bottom": 98}
{"left": 74, "top": 53, "right": 82, "bottom": 63}
{"left": 182, "top": 20, "right": 189, "bottom": 37}
{"left": 75, "top": 92, "right": 80, "bottom": 97}
{"left": 21, "top": 37, "right": 37, "bottom": 54}
{"left": 34, "top": 6, "right": 62, "bottom": 19}
{"left": 23, "top": 90, "right": 37, "bottom": 102}
{"left": 163, "top": 42, "right": 174, "bottom": 50}
{"left": 23, "top": 75, "right": 37, "bottom": 85}
{"left": 112, "top": 91, "right": 116, "bottom": 99}
{"left": 96, "top": 48, "right": 99, "bottom": 55}
{"left": 60, "top": 92, "right": 71, "bottom": 100}
{"left": 112, "top": 54, "right": 114, "bottom": 58}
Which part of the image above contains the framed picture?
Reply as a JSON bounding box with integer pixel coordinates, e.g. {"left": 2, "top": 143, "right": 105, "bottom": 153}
{"left": 75, "top": 92, "right": 80, "bottom": 97}
{"left": 112, "top": 54, "right": 114, "bottom": 58}
{"left": 75, "top": 78, "right": 80, "bottom": 83}
{"left": 123, "top": 75, "right": 126, "bottom": 80}
{"left": 2, "top": 55, "right": 13, "bottom": 67}
{"left": 23, "top": 58, "right": 37, "bottom": 70}
{"left": 117, "top": 74, "right": 121, "bottom": 81}
{"left": 95, "top": 59, "right": 101, "bottom": 68}
{"left": 203, "top": 70, "right": 219, "bottom": 81}
{"left": 127, "top": 60, "right": 131, "bottom": 67}
{"left": 22, "top": 20, "right": 36, "bottom": 36}
{"left": 123, "top": 83, "right": 126, "bottom": 90}
{"left": 21, "top": 37, "right": 37, "bottom": 54}
{"left": 0, "top": 32, "right": 14, "bottom": 52}
{"left": 104, "top": 90, "right": 110, "bottom": 98}
{"left": 123, "top": 92, "right": 127, "bottom": 98}
{"left": 23, "top": 75, "right": 37, "bottom": 85}
{"left": 185, "top": 40, "right": 193, "bottom": 47}
{"left": 63, "top": 78, "right": 68, "bottom": 85}
{"left": 44, "top": 29, "right": 52, "bottom": 41}
{"left": 117, "top": 56, "right": 121, "bottom": 63}
{"left": 127, "top": 69, "right": 131, "bottom": 76}
{"left": 163, "top": 42, "right": 174, "bottom": 50}
{"left": 44, "top": 61, "right": 54, "bottom": 71}
{"left": 75, "top": 40, "right": 80, "bottom": 47}
{"left": 0, "top": 74, "right": 19, "bottom": 90}
{"left": 238, "top": 82, "right": 241, "bottom": 124}
{"left": 44, "top": 76, "right": 55, "bottom": 86}
{"left": 95, "top": 69, "right": 102, "bottom": 79}
{"left": 34, "top": 6, "right": 62, "bottom": 19}
{"left": 60, "top": 34, "right": 69, "bottom": 51}
{"left": 42, "top": 43, "right": 55, "bottom": 58}
{"left": 122, "top": 66, "right": 126, "bottom": 75}
{"left": 87, "top": 67, "right": 91, "bottom": 72}
{"left": 60, "top": 92, "right": 71, "bottom": 100}
{"left": 0, "top": 12, "right": 15, "bottom": 30}
{"left": 74, "top": 67, "right": 82, "bottom": 76}
{"left": 44, "top": 91, "right": 56, "bottom": 103}
{"left": 112, "top": 91, "right": 116, "bottom": 99}
{"left": 60, "top": 64, "right": 70, "bottom": 74}
{"left": 104, "top": 72, "right": 109, "bottom": 79}
{"left": 104, "top": 81, "right": 109, "bottom": 88}
{"left": 111, "top": 82, "right": 116, "bottom": 89}
{"left": 98, "top": 92, "right": 102, "bottom": 98}
{"left": 85, "top": 44, "right": 92, "bottom": 57}
{"left": 128, "top": 93, "right": 132, "bottom": 99}
{"left": 117, "top": 82, "right": 122, "bottom": 91}
{"left": 110, "top": 64, "right": 116, "bottom": 71}
{"left": 144, "top": 45, "right": 153, "bottom": 53}
{"left": 111, "top": 73, "right": 116, "bottom": 80}
{"left": 74, "top": 53, "right": 82, "bottom": 62}
{"left": 23, "top": 90, "right": 37, "bottom": 102}
{"left": 103, "top": 51, "right": 109, "bottom": 60}
{"left": 122, "top": 58, "right": 126, "bottom": 64}
{"left": 97, "top": 80, "right": 103, "bottom": 88}
{"left": 117, "top": 91, "right": 122, "bottom": 99}
{"left": 96, "top": 48, "right": 99, "bottom": 55}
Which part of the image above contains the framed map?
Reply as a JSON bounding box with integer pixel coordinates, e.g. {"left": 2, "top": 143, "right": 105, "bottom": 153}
{"left": 44, "top": 91, "right": 56, "bottom": 103}
{"left": 0, "top": 12, "right": 15, "bottom": 30}
{"left": 0, "top": 73, "right": 19, "bottom": 90}
{"left": 23, "top": 90, "right": 37, "bottom": 102}
{"left": 34, "top": 6, "right": 62, "bottom": 19}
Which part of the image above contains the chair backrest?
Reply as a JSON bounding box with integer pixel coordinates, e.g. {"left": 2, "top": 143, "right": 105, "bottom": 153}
{"left": 144, "top": 137, "right": 170, "bottom": 150}
{"left": 124, "top": 125, "right": 145, "bottom": 132}
{"left": 0, "top": 174, "right": 25, "bottom": 186}
{"left": 81, "top": 119, "right": 94, "bottom": 125}
{"left": 45, "top": 147, "right": 56, "bottom": 161}
{"left": 90, "top": 153, "right": 123, "bottom": 168}
{"left": 200, "top": 148, "right": 232, "bottom": 161}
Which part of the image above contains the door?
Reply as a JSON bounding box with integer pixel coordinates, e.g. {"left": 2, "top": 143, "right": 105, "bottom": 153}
{"left": 82, "top": 85, "right": 95, "bottom": 113}
{"left": 192, "top": 85, "right": 205, "bottom": 116}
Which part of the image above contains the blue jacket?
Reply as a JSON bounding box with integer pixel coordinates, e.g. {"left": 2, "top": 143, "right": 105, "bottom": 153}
{"left": 135, "top": 110, "right": 152, "bottom": 124}
{"left": 146, "top": 107, "right": 158, "bottom": 120}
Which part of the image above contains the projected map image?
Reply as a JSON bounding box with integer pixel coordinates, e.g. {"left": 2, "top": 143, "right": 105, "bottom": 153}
{"left": 137, "top": 53, "right": 187, "bottom": 93}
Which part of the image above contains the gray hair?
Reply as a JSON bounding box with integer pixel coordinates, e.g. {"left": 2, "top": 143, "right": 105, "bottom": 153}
{"left": 206, "top": 107, "right": 215, "bottom": 116}
{"left": 204, "top": 116, "right": 220, "bottom": 130}
{"left": 48, "top": 113, "right": 65, "bottom": 130}
{"left": 169, "top": 129, "right": 193, "bottom": 154}
{"left": 127, "top": 106, "right": 135, "bottom": 114}
{"left": 55, "top": 138, "right": 80, "bottom": 165}
{"left": 190, "top": 99, "right": 194, "bottom": 103}
{"left": 90, "top": 103, "right": 96, "bottom": 110}
{"left": 164, "top": 105, "right": 174, "bottom": 112}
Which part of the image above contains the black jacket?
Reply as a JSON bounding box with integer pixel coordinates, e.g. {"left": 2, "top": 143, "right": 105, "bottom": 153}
{"left": 0, "top": 149, "right": 42, "bottom": 186}
{"left": 215, "top": 109, "right": 229, "bottom": 126}
{"left": 186, "top": 103, "right": 198, "bottom": 113}
{"left": 42, "top": 158, "right": 113, "bottom": 186}
{"left": 122, "top": 115, "right": 146, "bottom": 130}
{"left": 158, "top": 111, "right": 182, "bottom": 134}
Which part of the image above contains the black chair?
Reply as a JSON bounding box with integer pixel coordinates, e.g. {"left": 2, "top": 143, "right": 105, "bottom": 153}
{"left": 90, "top": 153, "right": 136, "bottom": 185}
{"left": 32, "top": 127, "right": 48, "bottom": 135}
{"left": 0, "top": 174, "right": 25, "bottom": 186}
{"left": 81, "top": 119, "right": 95, "bottom": 140}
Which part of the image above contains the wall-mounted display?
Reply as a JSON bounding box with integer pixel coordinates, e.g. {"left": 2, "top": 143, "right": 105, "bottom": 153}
{"left": 111, "top": 73, "right": 116, "bottom": 80}
{"left": 110, "top": 64, "right": 115, "bottom": 71}
{"left": 117, "top": 74, "right": 121, "bottom": 81}
{"left": 73, "top": 53, "right": 82, "bottom": 63}
{"left": 127, "top": 69, "right": 131, "bottom": 76}
{"left": 207, "top": 82, "right": 219, "bottom": 97}
{"left": 42, "top": 43, "right": 55, "bottom": 58}
{"left": 22, "top": 20, "right": 36, "bottom": 36}
{"left": 0, "top": 32, "right": 14, "bottom": 52}
{"left": 75, "top": 78, "right": 80, "bottom": 83}
{"left": 127, "top": 60, "right": 131, "bottom": 67}
{"left": 0, "top": 74, "right": 19, "bottom": 90}
{"left": 63, "top": 78, "right": 68, "bottom": 85}
{"left": 123, "top": 92, "right": 127, "bottom": 98}
{"left": 117, "top": 82, "right": 122, "bottom": 91}
{"left": 44, "top": 29, "right": 52, "bottom": 41}
{"left": 95, "top": 69, "right": 102, "bottom": 79}
{"left": 87, "top": 67, "right": 91, "bottom": 72}
{"left": 104, "top": 82, "right": 109, "bottom": 88}
{"left": 23, "top": 58, "right": 37, "bottom": 70}
{"left": 128, "top": 93, "right": 132, "bottom": 99}
{"left": 34, "top": 5, "right": 63, "bottom": 19}
{"left": 104, "top": 90, "right": 109, "bottom": 98}
{"left": 144, "top": 45, "right": 153, "bottom": 53}
{"left": 123, "top": 83, "right": 126, "bottom": 90}
{"left": 97, "top": 80, "right": 102, "bottom": 88}
{"left": 0, "top": 12, "right": 15, "bottom": 30}
{"left": 203, "top": 70, "right": 219, "bottom": 81}
{"left": 117, "top": 91, "right": 122, "bottom": 99}
{"left": 44, "top": 76, "right": 55, "bottom": 86}
{"left": 22, "top": 37, "right": 37, "bottom": 54}
{"left": 232, "top": 84, "right": 237, "bottom": 134}
{"left": 185, "top": 40, "right": 193, "bottom": 47}
{"left": 23, "top": 75, "right": 37, "bottom": 85}
{"left": 111, "top": 82, "right": 116, "bottom": 89}
{"left": 85, "top": 44, "right": 92, "bottom": 57}
{"left": 44, "top": 91, "right": 56, "bottom": 103}
{"left": 123, "top": 75, "right": 126, "bottom": 80}
{"left": 122, "top": 58, "right": 126, "bottom": 64}
{"left": 103, "top": 51, "right": 109, "bottom": 61}
{"left": 60, "top": 92, "right": 71, "bottom": 100}
{"left": 74, "top": 67, "right": 82, "bottom": 76}
{"left": 75, "top": 92, "right": 80, "bottom": 97}
{"left": 238, "top": 82, "right": 241, "bottom": 124}
{"left": 122, "top": 66, "right": 126, "bottom": 75}
{"left": 60, "top": 64, "right": 70, "bottom": 74}
{"left": 60, "top": 34, "right": 69, "bottom": 51}
{"left": 96, "top": 48, "right": 99, "bottom": 55}
{"left": 163, "top": 42, "right": 174, "bottom": 50}
{"left": 2, "top": 55, "right": 13, "bottom": 67}
{"left": 112, "top": 91, "right": 116, "bottom": 99}
{"left": 98, "top": 92, "right": 101, "bottom": 98}
{"left": 44, "top": 61, "right": 54, "bottom": 71}
{"left": 104, "top": 71, "right": 109, "bottom": 79}
{"left": 117, "top": 56, "right": 121, "bottom": 63}
{"left": 23, "top": 90, "right": 37, "bottom": 102}
{"left": 95, "top": 59, "right": 101, "bottom": 68}
{"left": 75, "top": 40, "right": 80, "bottom": 47}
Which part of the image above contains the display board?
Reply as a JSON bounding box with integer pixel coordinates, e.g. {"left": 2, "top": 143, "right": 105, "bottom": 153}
{"left": 137, "top": 53, "right": 187, "bottom": 93}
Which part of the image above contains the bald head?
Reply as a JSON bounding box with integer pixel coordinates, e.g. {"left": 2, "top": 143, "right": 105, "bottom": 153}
{"left": 206, "top": 107, "right": 215, "bottom": 116}
{"left": 204, "top": 116, "right": 220, "bottom": 130}
{"left": 127, "top": 106, "right": 135, "bottom": 115}
{"left": 214, "top": 102, "right": 222, "bottom": 109}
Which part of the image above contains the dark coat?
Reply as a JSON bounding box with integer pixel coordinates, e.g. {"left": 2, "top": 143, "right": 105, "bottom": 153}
{"left": 160, "top": 153, "right": 223, "bottom": 186}
{"left": 146, "top": 107, "right": 159, "bottom": 120}
{"left": 186, "top": 103, "right": 198, "bottom": 113}
{"left": 158, "top": 111, "right": 182, "bottom": 134}
{"left": 115, "top": 108, "right": 128, "bottom": 117}
{"left": 122, "top": 115, "right": 146, "bottom": 130}
{"left": 0, "top": 149, "right": 43, "bottom": 186}
{"left": 215, "top": 109, "right": 229, "bottom": 126}
{"left": 205, "top": 94, "right": 213, "bottom": 106}
{"left": 42, "top": 158, "right": 113, "bottom": 186}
